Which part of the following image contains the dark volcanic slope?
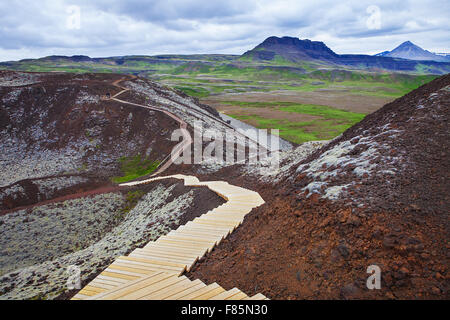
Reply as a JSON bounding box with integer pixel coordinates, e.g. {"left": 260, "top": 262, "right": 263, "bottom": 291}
{"left": 188, "top": 74, "right": 450, "bottom": 300}
{"left": 0, "top": 71, "right": 180, "bottom": 208}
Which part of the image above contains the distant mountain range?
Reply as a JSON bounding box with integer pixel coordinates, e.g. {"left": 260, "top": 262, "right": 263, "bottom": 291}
{"left": 375, "top": 41, "right": 450, "bottom": 62}
{"left": 1, "top": 36, "right": 450, "bottom": 75}
{"left": 242, "top": 36, "right": 450, "bottom": 73}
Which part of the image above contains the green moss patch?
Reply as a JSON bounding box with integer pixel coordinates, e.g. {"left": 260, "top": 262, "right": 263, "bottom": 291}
{"left": 112, "top": 155, "right": 160, "bottom": 184}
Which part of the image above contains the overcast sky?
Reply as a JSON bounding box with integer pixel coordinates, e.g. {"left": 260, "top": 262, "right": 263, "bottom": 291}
{"left": 1, "top": 0, "right": 449, "bottom": 62}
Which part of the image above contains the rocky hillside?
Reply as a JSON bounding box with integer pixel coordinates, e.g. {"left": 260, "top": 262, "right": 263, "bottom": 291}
{"left": 0, "top": 71, "right": 176, "bottom": 186}
{"left": 188, "top": 74, "right": 450, "bottom": 299}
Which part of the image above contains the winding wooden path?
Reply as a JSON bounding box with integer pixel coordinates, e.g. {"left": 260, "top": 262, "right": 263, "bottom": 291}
{"left": 72, "top": 175, "right": 268, "bottom": 300}
{"left": 72, "top": 77, "right": 269, "bottom": 300}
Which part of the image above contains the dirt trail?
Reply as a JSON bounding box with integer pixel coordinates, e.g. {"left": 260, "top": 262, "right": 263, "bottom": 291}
{"left": 1, "top": 186, "right": 121, "bottom": 216}
{"left": 110, "top": 76, "right": 192, "bottom": 177}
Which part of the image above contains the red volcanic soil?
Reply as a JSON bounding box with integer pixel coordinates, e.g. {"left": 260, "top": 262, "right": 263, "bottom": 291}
{"left": 1, "top": 184, "right": 121, "bottom": 216}
{"left": 187, "top": 75, "right": 450, "bottom": 299}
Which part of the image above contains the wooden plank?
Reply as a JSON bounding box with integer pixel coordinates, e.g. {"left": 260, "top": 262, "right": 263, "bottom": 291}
{"left": 141, "top": 279, "right": 203, "bottom": 300}
{"left": 163, "top": 281, "right": 207, "bottom": 300}
{"left": 182, "top": 225, "right": 231, "bottom": 235}
{"left": 171, "top": 227, "right": 225, "bottom": 237}
{"left": 136, "top": 246, "right": 202, "bottom": 257}
{"left": 178, "top": 226, "right": 230, "bottom": 237}
{"left": 207, "top": 211, "right": 248, "bottom": 217}
{"left": 204, "top": 211, "right": 246, "bottom": 218}
{"left": 195, "top": 216, "right": 240, "bottom": 224}
{"left": 177, "top": 283, "right": 221, "bottom": 300}
{"left": 83, "top": 285, "right": 107, "bottom": 294}
{"left": 107, "top": 264, "right": 153, "bottom": 275}
{"left": 141, "top": 246, "right": 207, "bottom": 257}
{"left": 192, "top": 218, "right": 238, "bottom": 227}
{"left": 225, "top": 292, "right": 248, "bottom": 300}
{"left": 119, "top": 255, "right": 187, "bottom": 269}
{"left": 178, "top": 224, "right": 228, "bottom": 235}
{"left": 153, "top": 240, "right": 213, "bottom": 254}
{"left": 162, "top": 235, "right": 219, "bottom": 245}
{"left": 210, "top": 206, "right": 251, "bottom": 212}
{"left": 162, "top": 234, "right": 218, "bottom": 244}
{"left": 90, "top": 278, "right": 124, "bottom": 287}
{"left": 131, "top": 252, "right": 199, "bottom": 266}
{"left": 87, "top": 282, "right": 116, "bottom": 290}
{"left": 96, "top": 273, "right": 176, "bottom": 300}
{"left": 96, "top": 274, "right": 130, "bottom": 284}
{"left": 137, "top": 278, "right": 192, "bottom": 300}
{"left": 125, "top": 255, "right": 196, "bottom": 272}
{"left": 129, "top": 251, "right": 197, "bottom": 265}
{"left": 78, "top": 288, "right": 100, "bottom": 297}
{"left": 112, "top": 260, "right": 182, "bottom": 274}
{"left": 193, "top": 287, "right": 226, "bottom": 300}
{"left": 141, "top": 248, "right": 206, "bottom": 259}
{"left": 117, "top": 276, "right": 186, "bottom": 300}
{"left": 199, "top": 216, "right": 243, "bottom": 223}
{"left": 144, "top": 242, "right": 208, "bottom": 253}
{"left": 192, "top": 219, "right": 238, "bottom": 228}
{"left": 228, "top": 200, "right": 261, "bottom": 204}
{"left": 105, "top": 265, "right": 166, "bottom": 278}
{"left": 208, "top": 288, "right": 242, "bottom": 300}
{"left": 186, "top": 221, "right": 232, "bottom": 231}
{"left": 155, "top": 238, "right": 213, "bottom": 249}
{"left": 245, "top": 293, "right": 268, "bottom": 300}
{"left": 226, "top": 204, "right": 259, "bottom": 209}
{"left": 71, "top": 293, "right": 91, "bottom": 300}
{"left": 172, "top": 230, "right": 224, "bottom": 242}
{"left": 101, "top": 271, "right": 140, "bottom": 281}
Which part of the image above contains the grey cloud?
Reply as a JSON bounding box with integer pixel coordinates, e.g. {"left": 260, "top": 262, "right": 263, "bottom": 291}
{"left": 0, "top": 0, "right": 449, "bottom": 61}
{"left": 84, "top": 0, "right": 256, "bottom": 23}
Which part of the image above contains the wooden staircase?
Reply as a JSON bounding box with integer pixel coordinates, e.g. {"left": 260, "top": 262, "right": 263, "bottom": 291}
{"left": 72, "top": 175, "right": 268, "bottom": 300}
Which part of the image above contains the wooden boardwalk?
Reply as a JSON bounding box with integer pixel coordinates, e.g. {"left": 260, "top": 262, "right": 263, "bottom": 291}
{"left": 72, "top": 175, "right": 268, "bottom": 300}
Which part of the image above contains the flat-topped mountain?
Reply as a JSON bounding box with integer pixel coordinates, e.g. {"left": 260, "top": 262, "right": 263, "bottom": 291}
{"left": 376, "top": 41, "right": 450, "bottom": 62}
{"left": 244, "top": 36, "right": 338, "bottom": 61}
